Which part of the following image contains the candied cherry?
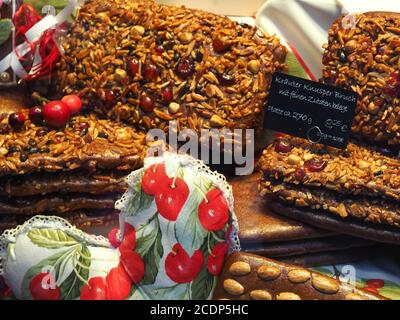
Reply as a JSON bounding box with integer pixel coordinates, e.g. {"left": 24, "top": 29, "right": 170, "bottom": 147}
{"left": 161, "top": 87, "right": 173, "bottom": 103}
{"left": 294, "top": 168, "right": 306, "bottom": 181}
{"left": 143, "top": 63, "right": 159, "bottom": 81}
{"left": 8, "top": 112, "right": 25, "bottom": 130}
{"left": 127, "top": 58, "right": 140, "bottom": 77}
{"left": 304, "top": 158, "right": 327, "bottom": 172}
{"left": 29, "top": 272, "right": 60, "bottom": 300}
{"left": 139, "top": 94, "right": 155, "bottom": 113}
{"left": 42, "top": 101, "right": 70, "bottom": 128}
{"left": 28, "top": 106, "right": 43, "bottom": 125}
{"left": 175, "top": 57, "right": 195, "bottom": 79}
{"left": 62, "top": 95, "right": 82, "bottom": 115}
{"left": 274, "top": 139, "right": 293, "bottom": 153}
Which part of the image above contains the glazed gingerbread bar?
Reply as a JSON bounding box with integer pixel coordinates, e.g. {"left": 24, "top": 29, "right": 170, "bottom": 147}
{"left": 322, "top": 12, "right": 400, "bottom": 147}
{"left": 0, "top": 170, "right": 127, "bottom": 197}
{"left": 213, "top": 252, "right": 385, "bottom": 300}
{"left": 56, "top": 0, "right": 287, "bottom": 133}
{"left": 259, "top": 135, "right": 400, "bottom": 202}
{"left": 0, "top": 113, "right": 146, "bottom": 177}
{"left": 0, "top": 193, "right": 118, "bottom": 215}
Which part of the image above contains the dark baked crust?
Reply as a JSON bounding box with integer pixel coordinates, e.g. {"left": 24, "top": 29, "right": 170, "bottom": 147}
{"left": 269, "top": 201, "right": 400, "bottom": 245}
{"left": 322, "top": 12, "right": 400, "bottom": 146}
{"left": 213, "top": 252, "right": 386, "bottom": 300}
{"left": 56, "top": 0, "right": 287, "bottom": 134}
{"left": 0, "top": 194, "right": 118, "bottom": 215}
{"left": 0, "top": 170, "right": 127, "bottom": 197}
{"left": 0, "top": 209, "right": 119, "bottom": 234}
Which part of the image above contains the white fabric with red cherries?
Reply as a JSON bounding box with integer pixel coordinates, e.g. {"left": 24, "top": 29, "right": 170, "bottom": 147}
{"left": 0, "top": 153, "right": 239, "bottom": 300}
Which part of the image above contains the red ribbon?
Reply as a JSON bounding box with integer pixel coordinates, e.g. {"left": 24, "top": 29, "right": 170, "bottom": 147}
{"left": 12, "top": 4, "right": 61, "bottom": 80}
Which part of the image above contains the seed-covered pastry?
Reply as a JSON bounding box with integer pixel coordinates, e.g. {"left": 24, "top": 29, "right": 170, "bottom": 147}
{"left": 322, "top": 12, "right": 400, "bottom": 147}
{"left": 56, "top": 0, "right": 287, "bottom": 133}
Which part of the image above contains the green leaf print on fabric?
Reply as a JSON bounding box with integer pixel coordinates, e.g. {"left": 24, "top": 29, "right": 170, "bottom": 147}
{"left": 135, "top": 216, "right": 163, "bottom": 285}
{"left": 126, "top": 178, "right": 154, "bottom": 217}
{"left": 191, "top": 235, "right": 218, "bottom": 300}
{"left": 27, "top": 228, "right": 78, "bottom": 249}
{"left": 59, "top": 246, "right": 91, "bottom": 300}
{"left": 174, "top": 174, "right": 213, "bottom": 256}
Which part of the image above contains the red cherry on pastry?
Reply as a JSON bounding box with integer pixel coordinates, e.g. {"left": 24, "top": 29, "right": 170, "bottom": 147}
{"left": 8, "top": 112, "right": 25, "bottom": 130}
{"left": 120, "top": 250, "right": 145, "bottom": 285}
{"left": 80, "top": 277, "right": 108, "bottom": 300}
{"left": 155, "top": 177, "right": 189, "bottom": 221}
{"left": 207, "top": 242, "right": 228, "bottom": 276}
{"left": 198, "top": 188, "right": 229, "bottom": 231}
{"left": 165, "top": 243, "right": 204, "bottom": 283}
{"left": 139, "top": 94, "right": 155, "bottom": 113}
{"left": 28, "top": 106, "right": 43, "bottom": 125}
{"left": 161, "top": 87, "right": 173, "bottom": 103}
{"left": 42, "top": 101, "right": 70, "bottom": 128}
{"left": 366, "top": 279, "right": 385, "bottom": 289}
{"left": 127, "top": 58, "right": 140, "bottom": 77}
{"left": 141, "top": 163, "right": 169, "bottom": 195}
{"left": 29, "top": 272, "right": 60, "bottom": 300}
{"left": 62, "top": 95, "right": 82, "bottom": 115}
{"left": 143, "top": 63, "right": 159, "bottom": 81}
{"left": 305, "top": 159, "right": 327, "bottom": 172}
{"left": 106, "top": 263, "right": 132, "bottom": 300}
{"left": 108, "top": 222, "right": 136, "bottom": 250}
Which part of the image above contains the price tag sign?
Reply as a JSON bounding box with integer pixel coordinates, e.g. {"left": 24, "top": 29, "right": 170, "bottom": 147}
{"left": 265, "top": 72, "right": 358, "bottom": 149}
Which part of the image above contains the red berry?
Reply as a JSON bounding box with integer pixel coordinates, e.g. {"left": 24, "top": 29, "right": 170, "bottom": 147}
{"left": 305, "top": 158, "right": 327, "bottom": 172}
{"left": 155, "top": 46, "right": 164, "bottom": 56}
{"left": 8, "top": 112, "right": 25, "bottom": 130}
{"left": 366, "top": 279, "right": 385, "bottom": 289}
{"left": 106, "top": 263, "right": 132, "bottom": 300}
{"left": 127, "top": 58, "right": 140, "bottom": 77}
{"left": 165, "top": 243, "right": 204, "bottom": 283}
{"left": 120, "top": 250, "right": 145, "bottom": 285}
{"left": 207, "top": 242, "right": 228, "bottom": 276}
{"left": 141, "top": 163, "right": 169, "bottom": 195}
{"left": 62, "top": 95, "right": 82, "bottom": 115}
{"left": 28, "top": 106, "right": 43, "bottom": 125}
{"left": 274, "top": 139, "right": 293, "bottom": 153}
{"left": 198, "top": 188, "right": 229, "bottom": 231}
{"left": 155, "top": 177, "right": 189, "bottom": 221}
{"left": 294, "top": 168, "right": 306, "bottom": 181}
{"left": 42, "top": 101, "right": 70, "bottom": 128}
{"left": 212, "top": 36, "right": 231, "bottom": 52}
{"left": 143, "top": 63, "right": 159, "bottom": 81}
{"left": 175, "top": 57, "right": 195, "bottom": 79}
{"left": 80, "top": 277, "right": 108, "bottom": 300}
{"left": 139, "top": 94, "right": 154, "bottom": 113}
{"left": 363, "top": 287, "right": 379, "bottom": 294}
{"left": 161, "top": 87, "right": 173, "bottom": 103}
{"left": 29, "top": 272, "right": 60, "bottom": 300}
{"left": 108, "top": 222, "right": 136, "bottom": 250}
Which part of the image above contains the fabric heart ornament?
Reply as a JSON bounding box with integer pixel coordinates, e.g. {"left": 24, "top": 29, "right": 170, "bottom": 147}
{"left": 115, "top": 152, "right": 240, "bottom": 300}
{"left": 0, "top": 216, "right": 137, "bottom": 300}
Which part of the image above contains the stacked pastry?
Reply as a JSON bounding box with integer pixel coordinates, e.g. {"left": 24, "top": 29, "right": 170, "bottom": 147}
{"left": 0, "top": 103, "right": 146, "bottom": 233}
{"left": 259, "top": 12, "right": 400, "bottom": 245}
